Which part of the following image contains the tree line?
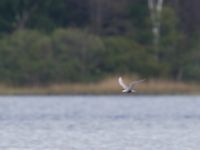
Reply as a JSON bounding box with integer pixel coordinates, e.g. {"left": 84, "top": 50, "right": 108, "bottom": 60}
{"left": 0, "top": 0, "right": 199, "bottom": 85}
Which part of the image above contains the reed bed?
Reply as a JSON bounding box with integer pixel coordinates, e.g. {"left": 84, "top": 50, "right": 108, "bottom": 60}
{"left": 0, "top": 77, "right": 199, "bottom": 95}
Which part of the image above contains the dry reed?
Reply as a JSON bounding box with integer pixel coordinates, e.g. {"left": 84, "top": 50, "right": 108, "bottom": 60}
{"left": 0, "top": 77, "right": 199, "bottom": 95}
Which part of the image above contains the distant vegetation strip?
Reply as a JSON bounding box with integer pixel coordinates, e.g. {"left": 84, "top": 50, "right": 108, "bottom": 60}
{"left": 0, "top": 1, "right": 199, "bottom": 85}
{"left": 0, "top": 77, "right": 199, "bottom": 95}
{"left": 0, "top": 28, "right": 199, "bottom": 86}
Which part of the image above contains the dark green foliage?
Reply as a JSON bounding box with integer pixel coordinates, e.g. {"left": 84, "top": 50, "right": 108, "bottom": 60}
{"left": 0, "top": 29, "right": 107, "bottom": 85}
{"left": 0, "top": 0, "right": 199, "bottom": 85}
{"left": 103, "top": 37, "right": 160, "bottom": 76}
{"left": 0, "top": 0, "right": 89, "bottom": 32}
{"left": 51, "top": 28, "right": 106, "bottom": 82}
{"left": 0, "top": 28, "right": 180, "bottom": 85}
{"left": 0, "top": 30, "right": 53, "bottom": 84}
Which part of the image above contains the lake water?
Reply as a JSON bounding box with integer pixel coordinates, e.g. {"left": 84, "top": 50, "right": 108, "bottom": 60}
{"left": 0, "top": 95, "right": 200, "bottom": 150}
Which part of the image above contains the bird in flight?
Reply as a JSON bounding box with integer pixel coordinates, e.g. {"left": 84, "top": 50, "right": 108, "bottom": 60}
{"left": 118, "top": 76, "right": 145, "bottom": 93}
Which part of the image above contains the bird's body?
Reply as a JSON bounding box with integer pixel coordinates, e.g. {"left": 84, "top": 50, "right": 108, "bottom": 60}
{"left": 118, "top": 77, "right": 145, "bottom": 93}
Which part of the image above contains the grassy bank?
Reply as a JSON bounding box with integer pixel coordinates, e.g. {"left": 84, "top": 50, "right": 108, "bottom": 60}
{"left": 0, "top": 77, "right": 199, "bottom": 95}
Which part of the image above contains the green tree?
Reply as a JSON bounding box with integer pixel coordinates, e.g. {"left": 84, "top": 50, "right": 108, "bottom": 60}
{"left": 51, "top": 28, "right": 106, "bottom": 82}
{"left": 158, "top": 6, "right": 187, "bottom": 80}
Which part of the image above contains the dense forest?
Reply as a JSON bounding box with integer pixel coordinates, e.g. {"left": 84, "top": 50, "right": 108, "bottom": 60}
{"left": 0, "top": 0, "right": 199, "bottom": 85}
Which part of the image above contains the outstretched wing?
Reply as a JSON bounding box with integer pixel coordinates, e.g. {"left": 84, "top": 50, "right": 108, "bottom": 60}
{"left": 129, "top": 79, "right": 145, "bottom": 88}
{"left": 118, "top": 77, "right": 127, "bottom": 89}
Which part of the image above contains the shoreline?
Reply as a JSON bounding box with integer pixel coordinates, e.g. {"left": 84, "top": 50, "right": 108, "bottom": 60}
{"left": 0, "top": 78, "right": 199, "bottom": 95}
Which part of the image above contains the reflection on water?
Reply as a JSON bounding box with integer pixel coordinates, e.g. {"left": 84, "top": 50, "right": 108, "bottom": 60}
{"left": 0, "top": 95, "right": 199, "bottom": 150}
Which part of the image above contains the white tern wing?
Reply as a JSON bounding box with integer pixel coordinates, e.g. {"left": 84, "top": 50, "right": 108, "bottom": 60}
{"left": 118, "top": 77, "right": 128, "bottom": 89}
{"left": 129, "top": 79, "right": 145, "bottom": 88}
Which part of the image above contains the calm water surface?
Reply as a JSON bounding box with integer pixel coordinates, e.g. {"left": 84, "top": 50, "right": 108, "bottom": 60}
{"left": 0, "top": 95, "right": 200, "bottom": 150}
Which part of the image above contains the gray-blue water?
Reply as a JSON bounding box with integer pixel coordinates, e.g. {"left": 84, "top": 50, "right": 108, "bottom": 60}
{"left": 0, "top": 95, "right": 200, "bottom": 150}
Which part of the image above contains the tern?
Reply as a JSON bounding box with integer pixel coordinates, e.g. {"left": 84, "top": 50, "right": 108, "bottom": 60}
{"left": 118, "top": 77, "right": 145, "bottom": 93}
